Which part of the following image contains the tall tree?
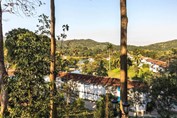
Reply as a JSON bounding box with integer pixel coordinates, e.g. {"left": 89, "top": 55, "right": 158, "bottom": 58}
{"left": 5, "top": 28, "right": 50, "bottom": 117}
{"left": 58, "top": 24, "right": 69, "bottom": 55}
{"left": 0, "top": 2, "right": 8, "bottom": 116}
{"left": 35, "top": 14, "right": 51, "bottom": 35}
{"left": 0, "top": 0, "right": 42, "bottom": 116}
{"left": 50, "top": 0, "right": 57, "bottom": 117}
{"left": 107, "top": 43, "right": 113, "bottom": 70}
{"left": 95, "top": 60, "right": 108, "bottom": 76}
{"left": 120, "top": 0, "right": 128, "bottom": 117}
{"left": 149, "top": 74, "right": 177, "bottom": 117}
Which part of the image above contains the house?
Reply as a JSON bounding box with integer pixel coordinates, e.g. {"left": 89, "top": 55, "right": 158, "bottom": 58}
{"left": 57, "top": 72, "right": 148, "bottom": 114}
{"left": 57, "top": 72, "right": 143, "bottom": 101}
{"left": 8, "top": 69, "right": 149, "bottom": 115}
{"left": 140, "top": 57, "right": 167, "bottom": 73}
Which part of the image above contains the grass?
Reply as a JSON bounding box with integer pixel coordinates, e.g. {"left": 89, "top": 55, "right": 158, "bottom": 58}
{"left": 108, "top": 68, "right": 120, "bottom": 78}
{"left": 108, "top": 66, "right": 136, "bottom": 79}
{"left": 108, "top": 66, "right": 150, "bottom": 79}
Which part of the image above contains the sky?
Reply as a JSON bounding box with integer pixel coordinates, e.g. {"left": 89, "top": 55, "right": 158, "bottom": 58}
{"left": 2, "top": 0, "right": 177, "bottom": 46}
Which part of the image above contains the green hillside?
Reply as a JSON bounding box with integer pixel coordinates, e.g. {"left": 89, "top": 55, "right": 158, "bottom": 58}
{"left": 140, "top": 39, "right": 177, "bottom": 51}
{"left": 57, "top": 39, "right": 177, "bottom": 52}
{"left": 56, "top": 39, "right": 138, "bottom": 51}
{"left": 57, "top": 39, "right": 117, "bottom": 50}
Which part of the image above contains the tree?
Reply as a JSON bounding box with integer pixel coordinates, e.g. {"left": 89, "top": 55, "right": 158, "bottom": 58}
{"left": 120, "top": 0, "right": 128, "bottom": 117}
{"left": 94, "top": 94, "right": 114, "bottom": 118}
{"left": 35, "top": 14, "right": 50, "bottom": 35}
{"left": 168, "top": 48, "right": 177, "bottom": 76}
{"left": 0, "top": 1, "right": 42, "bottom": 116}
{"left": 81, "top": 59, "right": 95, "bottom": 75}
{"left": 5, "top": 28, "right": 50, "bottom": 117}
{"left": 0, "top": 2, "right": 8, "bottom": 116}
{"left": 130, "top": 62, "right": 177, "bottom": 118}
{"left": 149, "top": 74, "right": 177, "bottom": 118}
{"left": 168, "top": 59, "right": 177, "bottom": 76}
{"left": 107, "top": 43, "right": 113, "bottom": 70}
{"left": 50, "top": 0, "right": 57, "bottom": 117}
{"left": 95, "top": 60, "right": 108, "bottom": 76}
{"left": 57, "top": 24, "right": 69, "bottom": 56}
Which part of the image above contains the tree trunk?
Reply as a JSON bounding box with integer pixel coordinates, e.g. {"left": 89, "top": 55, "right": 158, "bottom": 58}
{"left": 105, "top": 93, "right": 109, "bottom": 118}
{"left": 120, "top": 0, "right": 128, "bottom": 117}
{"left": 109, "top": 49, "right": 111, "bottom": 70}
{"left": 0, "top": 1, "right": 8, "bottom": 117}
{"left": 50, "top": 0, "right": 57, "bottom": 117}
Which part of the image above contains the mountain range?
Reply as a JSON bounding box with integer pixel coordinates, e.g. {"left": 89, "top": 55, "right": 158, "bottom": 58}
{"left": 57, "top": 39, "right": 177, "bottom": 51}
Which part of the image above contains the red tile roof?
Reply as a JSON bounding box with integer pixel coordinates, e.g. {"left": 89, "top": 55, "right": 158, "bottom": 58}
{"left": 58, "top": 72, "right": 143, "bottom": 89}
{"left": 141, "top": 57, "right": 167, "bottom": 68}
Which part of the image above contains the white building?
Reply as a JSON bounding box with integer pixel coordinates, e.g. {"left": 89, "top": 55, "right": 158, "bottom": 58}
{"left": 140, "top": 57, "right": 167, "bottom": 73}
{"left": 45, "top": 72, "right": 149, "bottom": 115}
{"left": 57, "top": 72, "right": 141, "bottom": 101}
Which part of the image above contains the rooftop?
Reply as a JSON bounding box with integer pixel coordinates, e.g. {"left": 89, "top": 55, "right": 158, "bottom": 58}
{"left": 58, "top": 72, "right": 144, "bottom": 89}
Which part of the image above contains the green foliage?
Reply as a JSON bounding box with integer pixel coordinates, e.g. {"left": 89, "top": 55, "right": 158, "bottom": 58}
{"left": 56, "top": 39, "right": 177, "bottom": 59}
{"left": 35, "top": 14, "right": 50, "bottom": 35}
{"left": 131, "top": 66, "right": 153, "bottom": 82}
{"left": 3, "top": 0, "right": 43, "bottom": 16}
{"left": 5, "top": 28, "right": 50, "bottom": 117}
{"left": 167, "top": 49, "right": 177, "bottom": 76}
{"left": 110, "top": 52, "right": 120, "bottom": 69}
{"left": 129, "top": 72, "right": 177, "bottom": 118}
{"left": 95, "top": 60, "right": 108, "bottom": 76}
{"left": 168, "top": 59, "right": 177, "bottom": 76}
{"left": 56, "top": 39, "right": 118, "bottom": 57}
{"left": 55, "top": 53, "right": 79, "bottom": 72}
{"left": 94, "top": 94, "right": 114, "bottom": 118}
{"left": 66, "top": 111, "right": 94, "bottom": 118}
{"left": 80, "top": 59, "right": 96, "bottom": 75}
{"left": 79, "top": 59, "right": 108, "bottom": 76}
{"left": 149, "top": 74, "right": 177, "bottom": 118}
{"left": 56, "top": 96, "right": 92, "bottom": 118}
{"left": 142, "top": 39, "right": 177, "bottom": 51}
{"left": 71, "top": 98, "right": 85, "bottom": 112}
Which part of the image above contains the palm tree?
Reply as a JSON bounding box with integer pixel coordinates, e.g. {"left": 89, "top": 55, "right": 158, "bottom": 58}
{"left": 50, "top": 0, "right": 57, "bottom": 117}
{"left": 60, "top": 24, "right": 69, "bottom": 54}
{"left": 120, "top": 0, "right": 128, "bottom": 117}
{"left": 107, "top": 43, "right": 113, "bottom": 70}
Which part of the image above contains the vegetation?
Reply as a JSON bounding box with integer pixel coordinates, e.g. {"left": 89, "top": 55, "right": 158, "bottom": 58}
{"left": 56, "top": 39, "right": 177, "bottom": 55}
{"left": 149, "top": 74, "right": 177, "bottom": 117}
{"left": 141, "top": 39, "right": 177, "bottom": 51}
{"left": 54, "top": 38, "right": 177, "bottom": 67}
{"left": 5, "top": 28, "right": 50, "bottom": 117}
{"left": 0, "top": 0, "right": 177, "bottom": 117}
{"left": 129, "top": 51, "right": 177, "bottom": 118}
{"left": 3, "top": 27, "right": 177, "bottom": 117}
{"left": 108, "top": 66, "right": 150, "bottom": 79}
{"left": 0, "top": 0, "right": 43, "bottom": 116}
{"left": 94, "top": 94, "right": 114, "bottom": 118}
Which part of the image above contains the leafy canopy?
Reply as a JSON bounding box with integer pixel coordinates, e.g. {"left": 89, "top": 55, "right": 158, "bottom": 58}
{"left": 5, "top": 28, "right": 50, "bottom": 117}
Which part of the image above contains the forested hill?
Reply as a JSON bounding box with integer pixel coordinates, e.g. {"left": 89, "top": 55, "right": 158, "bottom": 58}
{"left": 56, "top": 39, "right": 177, "bottom": 51}
{"left": 56, "top": 39, "right": 137, "bottom": 51}
{"left": 140, "top": 39, "right": 177, "bottom": 51}
{"left": 57, "top": 39, "right": 117, "bottom": 50}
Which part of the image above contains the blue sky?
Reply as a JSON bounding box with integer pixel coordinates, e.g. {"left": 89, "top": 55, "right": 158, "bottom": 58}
{"left": 3, "top": 0, "right": 177, "bottom": 46}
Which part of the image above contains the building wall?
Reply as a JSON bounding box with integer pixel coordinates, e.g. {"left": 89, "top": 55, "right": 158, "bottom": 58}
{"left": 78, "top": 83, "right": 106, "bottom": 101}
